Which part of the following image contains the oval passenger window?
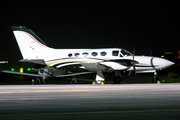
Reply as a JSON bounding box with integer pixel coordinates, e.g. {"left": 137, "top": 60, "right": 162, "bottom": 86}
{"left": 75, "top": 53, "right": 80, "bottom": 57}
{"left": 100, "top": 52, "right": 107, "bottom": 56}
{"left": 82, "top": 52, "right": 88, "bottom": 57}
{"left": 68, "top": 53, "right": 72, "bottom": 57}
{"left": 91, "top": 52, "right": 98, "bottom": 56}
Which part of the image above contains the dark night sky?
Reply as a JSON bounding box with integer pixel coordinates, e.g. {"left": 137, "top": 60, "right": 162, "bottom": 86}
{"left": 0, "top": 0, "right": 180, "bottom": 62}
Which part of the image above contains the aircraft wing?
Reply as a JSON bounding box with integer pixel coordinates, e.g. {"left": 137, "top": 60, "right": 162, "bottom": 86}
{"left": 56, "top": 72, "right": 94, "bottom": 77}
{"left": 1, "top": 70, "right": 41, "bottom": 77}
{"left": 1, "top": 70, "right": 93, "bottom": 78}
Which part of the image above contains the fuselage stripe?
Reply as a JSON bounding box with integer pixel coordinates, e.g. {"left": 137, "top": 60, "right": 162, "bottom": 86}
{"left": 24, "top": 32, "right": 47, "bottom": 48}
{"left": 46, "top": 58, "right": 103, "bottom": 66}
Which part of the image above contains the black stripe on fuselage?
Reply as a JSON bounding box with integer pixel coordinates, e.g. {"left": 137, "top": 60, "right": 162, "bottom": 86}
{"left": 135, "top": 65, "right": 158, "bottom": 67}
{"left": 45, "top": 57, "right": 108, "bottom": 63}
{"left": 111, "top": 59, "right": 138, "bottom": 66}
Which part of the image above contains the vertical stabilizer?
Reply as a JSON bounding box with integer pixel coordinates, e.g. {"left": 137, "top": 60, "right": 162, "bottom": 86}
{"left": 11, "top": 26, "right": 56, "bottom": 60}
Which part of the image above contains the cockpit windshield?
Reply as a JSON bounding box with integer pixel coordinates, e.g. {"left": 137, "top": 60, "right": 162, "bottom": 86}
{"left": 121, "top": 49, "right": 132, "bottom": 56}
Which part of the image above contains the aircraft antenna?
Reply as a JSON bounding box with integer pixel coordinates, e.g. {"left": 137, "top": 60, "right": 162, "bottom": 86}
{"left": 150, "top": 50, "right": 152, "bottom": 56}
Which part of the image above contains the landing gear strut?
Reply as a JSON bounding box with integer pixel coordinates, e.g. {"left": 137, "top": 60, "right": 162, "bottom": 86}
{"left": 35, "top": 78, "right": 45, "bottom": 84}
{"left": 42, "top": 79, "right": 45, "bottom": 84}
{"left": 71, "top": 77, "right": 77, "bottom": 84}
{"left": 35, "top": 78, "right": 41, "bottom": 84}
{"left": 95, "top": 64, "right": 105, "bottom": 84}
{"left": 152, "top": 71, "right": 159, "bottom": 83}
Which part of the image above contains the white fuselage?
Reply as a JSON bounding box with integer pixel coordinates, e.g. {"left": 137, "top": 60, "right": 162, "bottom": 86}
{"left": 42, "top": 48, "right": 174, "bottom": 73}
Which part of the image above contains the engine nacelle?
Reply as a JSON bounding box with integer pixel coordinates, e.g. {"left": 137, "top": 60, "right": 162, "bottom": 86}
{"left": 38, "top": 67, "right": 66, "bottom": 79}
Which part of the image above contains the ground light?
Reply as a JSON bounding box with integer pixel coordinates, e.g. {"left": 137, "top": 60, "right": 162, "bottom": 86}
{"left": 27, "top": 68, "right": 31, "bottom": 71}
{"left": 20, "top": 68, "right": 23, "bottom": 73}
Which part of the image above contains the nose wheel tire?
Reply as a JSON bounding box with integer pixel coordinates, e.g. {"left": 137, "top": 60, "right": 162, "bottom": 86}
{"left": 152, "top": 77, "right": 159, "bottom": 83}
{"left": 152, "top": 71, "right": 159, "bottom": 83}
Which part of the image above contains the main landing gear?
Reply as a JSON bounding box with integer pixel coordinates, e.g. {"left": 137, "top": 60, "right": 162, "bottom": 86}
{"left": 95, "top": 64, "right": 106, "bottom": 84}
{"left": 71, "top": 77, "right": 77, "bottom": 84}
{"left": 95, "top": 69, "right": 123, "bottom": 84}
{"left": 113, "top": 71, "right": 123, "bottom": 84}
{"left": 35, "top": 78, "right": 45, "bottom": 84}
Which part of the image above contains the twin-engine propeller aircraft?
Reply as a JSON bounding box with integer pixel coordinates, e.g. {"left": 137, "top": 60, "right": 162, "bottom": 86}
{"left": 1, "top": 26, "right": 174, "bottom": 84}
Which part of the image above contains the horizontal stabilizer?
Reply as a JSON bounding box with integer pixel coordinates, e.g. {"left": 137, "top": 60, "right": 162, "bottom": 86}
{"left": 0, "top": 61, "right": 8, "bottom": 64}
{"left": 19, "top": 59, "right": 46, "bottom": 65}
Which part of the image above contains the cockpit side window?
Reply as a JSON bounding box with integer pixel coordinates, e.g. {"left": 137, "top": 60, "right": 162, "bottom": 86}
{"left": 112, "top": 51, "right": 119, "bottom": 56}
{"left": 121, "top": 49, "right": 132, "bottom": 56}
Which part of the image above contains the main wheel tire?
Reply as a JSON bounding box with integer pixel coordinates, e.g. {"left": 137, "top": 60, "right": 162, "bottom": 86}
{"left": 113, "top": 76, "right": 122, "bottom": 84}
{"left": 71, "top": 78, "right": 77, "bottom": 84}
{"left": 71, "top": 80, "right": 76, "bottom": 84}
{"left": 41, "top": 80, "right": 45, "bottom": 84}
{"left": 35, "top": 78, "right": 41, "bottom": 84}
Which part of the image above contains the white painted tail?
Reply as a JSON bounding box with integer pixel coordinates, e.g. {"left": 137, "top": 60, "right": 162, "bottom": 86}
{"left": 12, "top": 26, "right": 57, "bottom": 60}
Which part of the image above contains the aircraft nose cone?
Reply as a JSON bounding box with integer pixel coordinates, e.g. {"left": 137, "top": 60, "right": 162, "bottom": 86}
{"left": 152, "top": 57, "right": 174, "bottom": 70}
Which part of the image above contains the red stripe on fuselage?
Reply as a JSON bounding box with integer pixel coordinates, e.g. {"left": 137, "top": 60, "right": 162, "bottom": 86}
{"left": 24, "top": 32, "right": 47, "bottom": 48}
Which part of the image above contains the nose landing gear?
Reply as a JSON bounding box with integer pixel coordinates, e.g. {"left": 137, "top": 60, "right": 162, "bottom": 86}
{"left": 152, "top": 71, "right": 159, "bottom": 83}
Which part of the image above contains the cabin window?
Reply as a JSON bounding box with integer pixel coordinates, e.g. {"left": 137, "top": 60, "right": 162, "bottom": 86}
{"left": 91, "top": 52, "right": 98, "bottom": 56}
{"left": 82, "top": 52, "right": 88, "bottom": 57}
{"left": 100, "top": 52, "right": 107, "bottom": 56}
{"left": 68, "top": 53, "right": 72, "bottom": 57}
{"left": 75, "top": 53, "right": 80, "bottom": 57}
{"left": 112, "top": 51, "right": 119, "bottom": 56}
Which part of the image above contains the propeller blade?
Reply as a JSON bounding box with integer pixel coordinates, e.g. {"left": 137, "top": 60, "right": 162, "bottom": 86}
{"left": 133, "top": 46, "right": 135, "bottom": 60}
{"left": 132, "top": 46, "right": 137, "bottom": 75}
{"left": 127, "top": 46, "right": 138, "bottom": 76}
{"left": 133, "top": 64, "right": 137, "bottom": 75}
